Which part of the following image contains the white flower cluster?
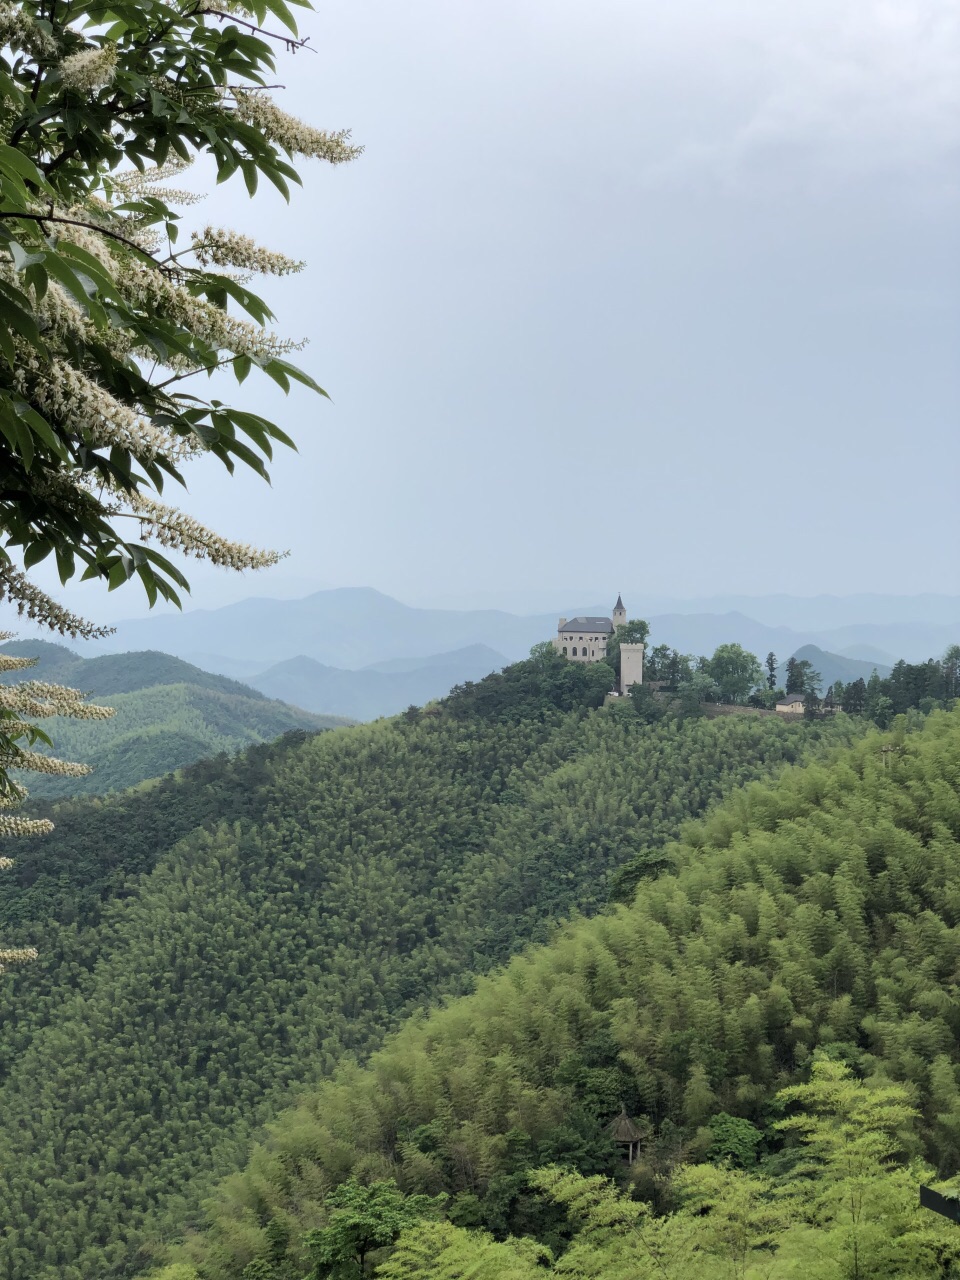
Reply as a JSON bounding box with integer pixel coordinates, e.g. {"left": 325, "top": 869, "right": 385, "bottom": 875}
{"left": 0, "top": 681, "right": 114, "bottom": 722}
{"left": 0, "top": 651, "right": 34, "bottom": 675}
{"left": 0, "top": 1, "right": 56, "bottom": 56}
{"left": 0, "top": 642, "right": 114, "bottom": 984}
{"left": 110, "top": 158, "right": 191, "bottom": 196}
{"left": 36, "top": 277, "right": 99, "bottom": 347}
{"left": 0, "top": 811, "right": 43, "bottom": 968}
{"left": 0, "top": 256, "right": 127, "bottom": 365}
{"left": 0, "top": 811, "right": 52, "bottom": 837}
{"left": 3, "top": 746, "right": 91, "bottom": 777}
{"left": 110, "top": 159, "right": 203, "bottom": 210}
{"left": 53, "top": 209, "right": 156, "bottom": 263}
{"left": 0, "top": 568, "right": 112, "bottom": 641}
{"left": 118, "top": 257, "right": 302, "bottom": 361}
{"left": 232, "top": 91, "right": 362, "bottom": 164}
{"left": 129, "top": 491, "right": 285, "bottom": 570}
{"left": 17, "top": 353, "right": 174, "bottom": 464}
{"left": 0, "top": 945, "right": 40, "bottom": 973}
{"left": 192, "top": 227, "right": 304, "bottom": 277}
{"left": 196, "top": 0, "right": 257, "bottom": 14}
{"left": 59, "top": 44, "right": 118, "bottom": 95}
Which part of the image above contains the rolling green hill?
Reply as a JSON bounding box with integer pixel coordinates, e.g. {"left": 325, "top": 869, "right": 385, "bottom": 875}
{"left": 0, "top": 655, "right": 856, "bottom": 1280}
{"left": 0, "top": 641, "right": 349, "bottom": 799}
{"left": 175, "top": 706, "right": 960, "bottom": 1280}
{"left": 0, "top": 640, "right": 275, "bottom": 698}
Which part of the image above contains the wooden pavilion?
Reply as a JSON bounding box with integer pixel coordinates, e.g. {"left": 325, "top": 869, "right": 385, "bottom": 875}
{"left": 607, "top": 1106, "right": 643, "bottom": 1164}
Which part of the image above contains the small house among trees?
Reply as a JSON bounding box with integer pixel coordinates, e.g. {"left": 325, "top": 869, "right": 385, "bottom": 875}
{"left": 776, "top": 693, "right": 805, "bottom": 715}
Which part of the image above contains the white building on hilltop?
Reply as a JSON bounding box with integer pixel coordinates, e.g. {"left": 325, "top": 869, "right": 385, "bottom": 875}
{"left": 552, "top": 595, "right": 643, "bottom": 694}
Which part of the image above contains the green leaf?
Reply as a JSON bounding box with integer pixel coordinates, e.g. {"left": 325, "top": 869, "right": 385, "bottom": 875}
{"left": 22, "top": 540, "right": 51, "bottom": 569}
{"left": 0, "top": 290, "right": 43, "bottom": 349}
{"left": 240, "top": 159, "right": 259, "bottom": 197}
{"left": 23, "top": 262, "right": 48, "bottom": 303}
{"left": 55, "top": 544, "right": 76, "bottom": 584}
{"left": 0, "top": 409, "right": 36, "bottom": 469}
{"left": 260, "top": 0, "right": 301, "bottom": 37}
{"left": 264, "top": 357, "right": 329, "bottom": 397}
{"left": 13, "top": 403, "right": 67, "bottom": 458}
{"left": 10, "top": 242, "right": 46, "bottom": 272}
{"left": 0, "top": 144, "right": 48, "bottom": 190}
{"left": 262, "top": 165, "right": 291, "bottom": 202}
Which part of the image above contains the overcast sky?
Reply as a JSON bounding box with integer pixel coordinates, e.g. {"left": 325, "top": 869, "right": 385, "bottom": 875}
{"left": 19, "top": 0, "right": 960, "bottom": 623}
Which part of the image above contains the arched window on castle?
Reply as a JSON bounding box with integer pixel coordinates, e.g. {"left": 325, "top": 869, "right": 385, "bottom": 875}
{"left": 572, "top": 647, "right": 578, "bottom": 656}
{"left": 562, "top": 646, "right": 568, "bottom": 656}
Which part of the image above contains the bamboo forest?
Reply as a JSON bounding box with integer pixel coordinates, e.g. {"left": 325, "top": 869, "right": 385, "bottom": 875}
{"left": 0, "top": 0, "right": 955, "bottom": 1277}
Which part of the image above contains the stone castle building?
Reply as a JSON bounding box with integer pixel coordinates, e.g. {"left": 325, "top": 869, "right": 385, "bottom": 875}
{"left": 552, "top": 594, "right": 643, "bottom": 695}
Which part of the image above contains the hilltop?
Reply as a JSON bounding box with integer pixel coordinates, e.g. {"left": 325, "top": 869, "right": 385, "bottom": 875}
{"left": 775, "top": 642, "right": 892, "bottom": 690}
{"left": 0, "top": 641, "right": 348, "bottom": 798}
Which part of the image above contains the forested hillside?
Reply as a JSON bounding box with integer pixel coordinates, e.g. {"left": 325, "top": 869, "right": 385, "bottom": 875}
{"left": 19, "top": 683, "right": 345, "bottom": 799}
{"left": 0, "top": 642, "right": 346, "bottom": 798}
{"left": 164, "top": 706, "right": 960, "bottom": 1280}
{"left": 0, "top": 686, "right": 851, "bottom": 1280}
{"left": 375, "top": 1062, "right": 960, "bottom": 1280}
{"left": 0, "top": 641, "right": 277, "bottom": 699}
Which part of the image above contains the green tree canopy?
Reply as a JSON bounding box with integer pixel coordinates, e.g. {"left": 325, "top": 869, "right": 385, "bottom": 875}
{"left": 604, "top": 618, "right": 650, "bottom": 682}
{"left": 705, "top": 643, "right": 763, "bottom": 704}
{"left": 304, "top": 1179, "right": 444, "bottom": 1277}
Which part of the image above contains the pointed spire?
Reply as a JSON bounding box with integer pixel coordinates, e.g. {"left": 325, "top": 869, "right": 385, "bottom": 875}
{"left": 614, "top": 593, "right": 624, "bottom": 612}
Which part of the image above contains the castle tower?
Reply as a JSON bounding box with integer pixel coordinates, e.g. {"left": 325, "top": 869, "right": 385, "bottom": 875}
{"left": 620, "top": 644, "right": 644, "bottom": 694}
{"left": 612, "top": 594, "right": 626, "bottom": 630}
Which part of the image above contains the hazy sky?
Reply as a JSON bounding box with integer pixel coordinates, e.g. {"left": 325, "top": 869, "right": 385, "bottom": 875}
{"left": 20, "top": 0, "right": 960, "bottom": 622}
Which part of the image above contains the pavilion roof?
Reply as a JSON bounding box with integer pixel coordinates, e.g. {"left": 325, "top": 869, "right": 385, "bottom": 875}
{"left": 607, "top": 1108, "right": 643, "bottom": 1142}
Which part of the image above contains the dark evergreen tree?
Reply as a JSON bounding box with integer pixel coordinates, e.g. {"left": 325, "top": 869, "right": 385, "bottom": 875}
{"left": 784, "top": 656, "right": 801, "bottom": 694}
{"left": 766, "top": 652, "right": 777, "bottom": 690}
{"left": 842, "top": 677, "right": 867, "bottom": 715}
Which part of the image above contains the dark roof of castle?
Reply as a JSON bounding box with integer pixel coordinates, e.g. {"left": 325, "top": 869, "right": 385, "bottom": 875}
{"left": 778, "top": 693, "right": 805, "bottom": 705}
{"left": 614, "top": 594, "right": 624, "bottom": 611}
{"left": 607, "top": 1108, "right": 643, "bottom": 1142}
{"left": 559, "top": 616, "right": 614, "bottom": 634}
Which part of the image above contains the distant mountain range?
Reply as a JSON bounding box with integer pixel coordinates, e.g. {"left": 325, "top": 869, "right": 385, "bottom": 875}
{"left": 248, "top": 644, "right": 508, "bottom": 720}
{"left": 78, "top": 587, "right": 959, "bottom": 674}
{"left": 39, "top": 586, "right": 957, "bottom": 720}
{"left": 81, "top": 587, "right": 549, "bottom": 670}
{"left": 0, "top": 641, "right": 349, "bottom": 798}
{"left": 414, "top": 590, "right": 960, "bottom": 631}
